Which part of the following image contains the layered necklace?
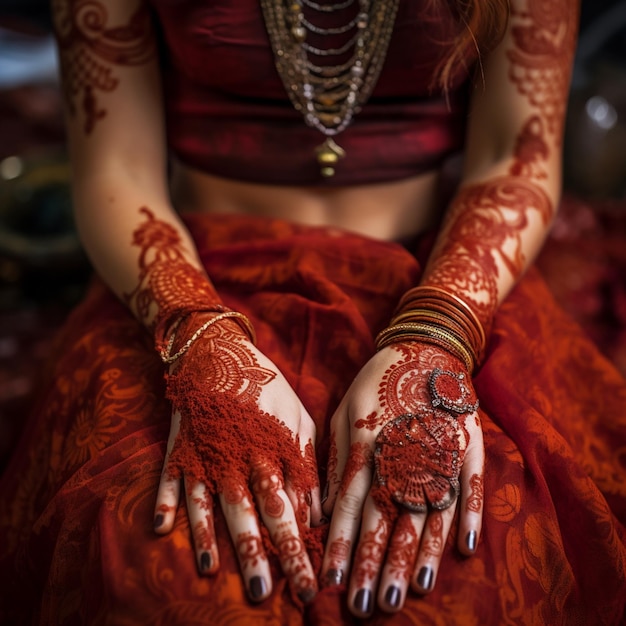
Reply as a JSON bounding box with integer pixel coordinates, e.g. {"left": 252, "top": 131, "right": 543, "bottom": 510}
{"left": 260, "top": 0, "right": 400, "bottom": 177}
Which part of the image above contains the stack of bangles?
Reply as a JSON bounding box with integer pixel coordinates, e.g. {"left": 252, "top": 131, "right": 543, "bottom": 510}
{"left": 158, "top": 306, "right": 256, "bottom": 365}
{"left": 375, "top": 286, "right": 486, "bottom": 374}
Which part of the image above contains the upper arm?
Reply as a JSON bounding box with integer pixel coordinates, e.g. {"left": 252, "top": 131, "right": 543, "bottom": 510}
{"left": 52, "top": 0, "right": 167, "bottom": 192}
{"left": 462, "top": 0, "right": 579, "bottom": 201}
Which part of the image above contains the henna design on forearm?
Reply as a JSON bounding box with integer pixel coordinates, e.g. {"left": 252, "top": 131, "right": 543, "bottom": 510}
{"left": 52, "top": 0, "right": 156, "bottom": 134}
{"left": 508, "top": 0, "right": 578, "bottom": 135}
{"left": 124, "top": 207, "right": 221, "bottom": 331}
{"left": 422, "top": 0, "right": 577, "bottom": 327}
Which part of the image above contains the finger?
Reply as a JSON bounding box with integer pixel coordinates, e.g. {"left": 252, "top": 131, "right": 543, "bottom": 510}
{"left": 348, "top": 495, "right": 392, "bottom": 619}
{"left": 458, "top": 412, "right": 485, "bottom": 556}
{"left": 219, "top": 476, "right": 272, "bottom": 603}
{"left": 411, "top": 506, "right": 457, "bottom": 595}
{"left": 285, "top": 427, "right": 322, "bottom": 527}
{"left": 377, "top": 511, "right": 424, "bottom": 613}
{"left": 251, "top": 463, "right": 318, "bottom": 604}
{"left": 321, "top": 409, "right": 351, "bottom": 518}
{"left": 300, "top": 427, "right": 324, "bottom": 527}
{"left": 154, "top": 410, "right": 182, "bottom": 533}
{"left": 185, "top": 477, "right": 219, "bottom": 574}
{"left": 321, "top": 439, "right": 374, "bottom": 588}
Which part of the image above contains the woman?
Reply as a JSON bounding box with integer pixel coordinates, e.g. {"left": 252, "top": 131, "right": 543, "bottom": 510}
{"left": 1, "top": 0, "right": 625, "bottom": 624}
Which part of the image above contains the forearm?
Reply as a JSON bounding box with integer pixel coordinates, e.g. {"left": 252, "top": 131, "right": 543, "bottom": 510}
{"left": 420, "top": 154, "right": 559, "bottom": 331}
{"left": 73, "top": 173, "right": 222, "bottom": 338}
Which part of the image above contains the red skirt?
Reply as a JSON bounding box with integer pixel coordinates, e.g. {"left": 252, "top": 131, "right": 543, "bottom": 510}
{"left": 1, "top": 214, "right": 625, "bottom": 625}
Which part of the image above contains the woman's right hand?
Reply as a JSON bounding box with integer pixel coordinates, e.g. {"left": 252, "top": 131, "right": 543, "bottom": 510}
{"left": 152, "top": 313, "right": 323, "bottom": 604}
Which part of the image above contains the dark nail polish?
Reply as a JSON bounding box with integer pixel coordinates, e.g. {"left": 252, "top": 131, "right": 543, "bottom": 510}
{"left": 249, "top": 576, "right": 267, "bottom": 601}
{"left": 297, "top": 588, "right": 316, "bottom": 605}
{"left": 354, "top": 588, "right": 373, "bottom": 615}
{"left": 466, "top": 530, "right": 477, "bottom": 552}
{"left": 200, "top": 551, "right": 212, "bottom": 571}
{"left": 153, "top": 514, "right": 164, "bottom": 529}
{"left": 324, "top": 568, "right": 344, "bottom": 587}
{"left": 417, "top": 565, "right": 433, "bottom": 591}
{"left": 385, "top": 585, "right": 402, "bottom": 608}
{"left": 319, "top": 516, "right": 328, "bottom": 525}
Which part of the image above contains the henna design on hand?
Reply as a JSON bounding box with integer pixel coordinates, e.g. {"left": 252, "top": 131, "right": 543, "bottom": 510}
{"left": 340, "top": 442, "right": 373, "bottom": 495}
{"left": 374, "top": 411, "right": 468, "bottom": 512}
{"left": 324, "top": 536, "right": 351, "bottom": 586}
{"left": 52, "top": 0, "right": 156, "bottom": 134}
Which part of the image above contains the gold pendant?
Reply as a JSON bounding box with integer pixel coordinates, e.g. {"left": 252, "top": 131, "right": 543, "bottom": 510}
{"left": 315, "top": 138, "right": 346, "bottom": 178}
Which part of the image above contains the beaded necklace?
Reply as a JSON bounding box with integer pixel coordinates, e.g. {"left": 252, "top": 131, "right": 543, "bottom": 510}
{"left": 260, "top": 0, "right": 400, "bottom": 177}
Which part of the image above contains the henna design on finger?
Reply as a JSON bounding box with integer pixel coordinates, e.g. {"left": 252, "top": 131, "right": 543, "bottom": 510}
{"left": 340, "top": 442, "right": 373, "bottom": 495}
{"left": 466, "top": 474, "right": 484, "bottom": 514}
{"left": 386, "top": 515, "right": 419, "bottom": 582}
{"left": 326, "top": 433, "right": 339, "bottom": 490}
{"left": 352, "top": 518, "right": 388, "bottom": 588}
{"left": 235, "top": 531, "right": 266, "bottom": 571}
{"left": 274, "top": 522, "right": 317, "bottom": 601}
{"left": 324, "top": 536, "right": 351, "bottom": 587}
{"left": 421, "top": 513, "right": 444, "bottom": 559}
{"left": 251, "top": 466, "right": 285, "bottom": 518}
{"left": 52, "top": 0, "right": 156, "bottom": 134}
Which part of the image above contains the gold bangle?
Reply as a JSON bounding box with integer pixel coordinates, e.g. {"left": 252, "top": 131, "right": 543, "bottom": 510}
{"left": 400, "top": 286, "right": 486, "bottom": 352}
{"left": 375, "top": 322, "right": 474, "bottom": 372}
{"left": 160, "top": 310, "right": 255, "bottom": 364}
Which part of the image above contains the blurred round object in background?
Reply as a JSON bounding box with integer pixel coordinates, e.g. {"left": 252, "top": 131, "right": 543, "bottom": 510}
{"left": 565, "top": 61, "right": 626, "bottom": 200}
{"left": 564, "top": 1, "right": 626, "bottom": 200}
{"left": 0, "top": 150, "right": 84, "bottom": 272}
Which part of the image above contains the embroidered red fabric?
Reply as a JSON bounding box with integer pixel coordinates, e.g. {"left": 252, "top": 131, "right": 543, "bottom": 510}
{"left": 1, "top": 214, "right": 625, "bottom": 625}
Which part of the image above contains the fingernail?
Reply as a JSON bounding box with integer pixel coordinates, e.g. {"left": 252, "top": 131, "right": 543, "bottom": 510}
{"left": 297, "top": 588, "right": 316, "bottom": 604}
{"left": 153, "top": 514, "right": 164, "bottom": 529}
{"left": 354, "top": 588, "right": 373, "bottom": 614}
{"left": 319, "top": 516, "right": 328, "bottom": 525}
{"left": 324, "top": 568, "right": 343, "bottom": 587}
{"left": 200, "top": 551, "right": 212, "bottom": 571}
{"left": 417, "top": 565, "right": 434, "bottom": 591}
{"left": 249, "top": 576, "right": 267, "bottom": 601}
{"left": 466, "top": 530, "right": 477, "bottom": 552}
{"left": 385, "top": 585, "right": 402, "bottom": 608}
{"left": 321, "top": 482, "right": 329, "bottom": 504}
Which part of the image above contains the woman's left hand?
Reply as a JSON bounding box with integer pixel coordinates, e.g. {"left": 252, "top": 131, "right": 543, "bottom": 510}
{"left": 320, "top": 341, "right": 484, "bottom": 618}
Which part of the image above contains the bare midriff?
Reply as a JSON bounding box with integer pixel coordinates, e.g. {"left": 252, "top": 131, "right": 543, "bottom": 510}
{"left": 170, "top": 160, "right": 445, "bottom": 242}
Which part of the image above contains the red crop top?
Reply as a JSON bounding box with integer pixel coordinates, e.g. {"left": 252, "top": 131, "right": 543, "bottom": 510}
{"left": 148, "top": 0, "right": 477, "bottom": 186}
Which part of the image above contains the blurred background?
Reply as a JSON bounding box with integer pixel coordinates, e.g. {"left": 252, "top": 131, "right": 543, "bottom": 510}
{"left": 0, "top": 0, "right": 625, "bottom": 468}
